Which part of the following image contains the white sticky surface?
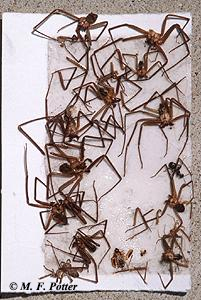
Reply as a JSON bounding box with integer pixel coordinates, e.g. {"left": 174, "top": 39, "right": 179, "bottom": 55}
{"left": 2, "top": 12, "right": 191, "bottom": 294}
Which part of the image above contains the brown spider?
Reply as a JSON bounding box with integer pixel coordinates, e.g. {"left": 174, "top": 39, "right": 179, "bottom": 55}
{"left": 157, "top": 223, "right": 189, "bottom": 289}
{"left": 69, "top": 220, "right": 110, "bottom": 281}
{"left": 24, "top": 145, "right": 99, "bottom": 232}
{"left": 90, "top": 38, "right": 143, "bottom": 107}
{"left": 73, "top": 79, "right": 127, "bottom": 139}
{"left": 109, "top": 14, "right": 190, "bottom": 72}
{"left": 127, "top": 158, "right": 193, "bottom": 237}
{"left": 45, "top": 141, "right": 121, "bottom": 200}
{"left": 39, "top": 241, "right": 87, "bottom": 283}
{"left": 151, "top": 163, "right": 194, "bottom": 218}
{"left": 121, "top": 45, "right": 169, "bottom": 81}
{"left": 32, "top": 9, "right": 108, "bottom": 49}
{"left": 122, "top": 81, "right": 190, "bottom": 172}
{"left": 46, "top": 105, "right": 97, "bottom": 144}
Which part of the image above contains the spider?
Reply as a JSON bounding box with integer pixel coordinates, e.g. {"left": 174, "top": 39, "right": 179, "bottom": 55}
{"left": 125, "top": 158, "right": 193, "bottom": 237}
{"left": 151, "top": 163, "right": 194, "bottom": 219}
{"left": 109, "top": 14, "right": 190, "bottom": 72}
{"left": 90, "top": 38, "right": 144, "bottom": 108}
{"left": 122, "top": 81, "right": 190, "bottom": 172}
{"left": 70, "top": 220, "right": 110, "bottom": 270}
{"left": 157, "top": 223, "right": 189, "bottom": 289}
{"left": 120, "top": 45, "right": 169, "bottom": 81}
{"left": 45, "top": 140, "right": 121, "bottom": 200}
{"left": 32, "top": 9, "right": 108, "bottom": 49}
{"left": 46, "top": 105, "right": 96, "bottom": 144}
{"left": 24, "top": 145, "right": 98, "bottom": 232}
{"left": 39, "top": 241, "right": 88, "bottom": 283}
{"left": 73, "top": 79, "right": 127, "bottom": 139}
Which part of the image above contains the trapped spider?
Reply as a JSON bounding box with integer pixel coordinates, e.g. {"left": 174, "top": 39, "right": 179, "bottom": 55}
{"left": 122, "top": 81, "right": 190, "bottom": 172}
{"left": 109, "top": 14, "right": 190, "bottom": 72}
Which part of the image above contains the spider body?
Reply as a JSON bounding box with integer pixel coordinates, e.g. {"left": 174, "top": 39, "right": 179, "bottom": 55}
{"left": 96, "top": 83, "right": 118, "bottom": 107}
{"left": 158, "top": 227, "right": 189, "bottom": 289}
{"left": 158, "top": 101, "right": 174, "bottom": 127}
{"left": 146, "top": 29, "right": 163, "bottom": 46}
{"left": 59, "top": 157, "right": 91, "bottom": 176}
{"left": 77, "top": 13, "right": 98, "bottom": 32}
{"left": 53, "top": 260, "right": 80, "bottom": 283}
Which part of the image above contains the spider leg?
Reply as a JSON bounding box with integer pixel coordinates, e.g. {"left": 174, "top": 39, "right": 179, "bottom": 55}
{"left": 161, "top": 24, "right": 190, "bottom": 72}
{"left": 160, "top": 14, "right": 189, "bottom": 35}
{"left": 158, "top": 261, "right": 174, "bottom": 289}
{"left": 57, "top": 19, "right": 78, "bottom": 33}
{"left": 86, "top": 155, "right": 122, "bottom": 200}
{"left": 177, "top": 180, "right": 193, "bottom": 201}
{"left": 90, "top": 21, "right": 108, "bottom": 41}
{"left": 126, "top": 207, "right": 152, "bottom": 240}
{"left": 19, "top": 116, "right": 50, "bottom": 155}
{"left": 138, "top": 119, "right": 161, "bottom": 168}
{"left": 109, "top": 23, "right": 147, "bottom": 44}
{"left": 91, "top": 229, "right": 111, "bottom": 268}
{"left": 32, "top": 9, "right": 78, "bottom": 40}
{"left": 120, "top": 79, "right": 142, "bottom": 111}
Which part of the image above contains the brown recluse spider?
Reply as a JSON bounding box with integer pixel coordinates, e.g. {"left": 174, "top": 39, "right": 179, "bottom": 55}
{"left": 45, "top": 140, "right": 121, "bottom": 200}
{"left": 24, "top": 144, "right": 68, "bottom": 233}
{"left": 121, "top": 80, "right": 190, "bottom": 172}
{"left": 151, "top": 162, "right": 194, "bottom": 219}
{"left": 92, "top": 37, "right": 169, "bottom": 83}
{"left": 70, "top": 220, "right": 111, "bottom": 269}
{"left": 120, "top": 45, "right": 170, "bottom": 82}
{"left": 73, "top": 79, "right": 126, "bottom": 139}
{"left": 157, "top": 223, "right": 189, "bottom": 289}
{"left": 32, "top": 9, "right": 108, "bottom": 51}
{"left": 129, "top": 160, "right": 193, "bottom": 234}
{"left": 18, "top": 60, "right": 91, "bottom": 155}
{"left": 109, "top": 14, "right": 190, "bottom": 72}
{"left": 39, "top": 240, "right": 88, "bottom": 283}
{"left": 90, "top": 38, "right": 144, "bottom": 111}
{"left": 24, "top": 145, "right": 100, "bottom": 233}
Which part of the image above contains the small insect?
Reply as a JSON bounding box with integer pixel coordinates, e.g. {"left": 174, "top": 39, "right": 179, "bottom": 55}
{"left": 140, "top": 249, "right": 147, "bottom": 257}
{"left": 111, "top": 248, "right": 148, "bottom": 284}
{"left": 111, "top": 248, "right": 133, "bottom": 269}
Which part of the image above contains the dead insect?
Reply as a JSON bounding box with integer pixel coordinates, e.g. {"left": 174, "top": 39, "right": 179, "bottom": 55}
{"left": 140, "top": 249, "right": 147, "bottom": 257}
{"left": 111, "top": 248, "right": 133, "bottom": 269}
{"left": 111, "top": 248, "right": 148, "bottom": 284}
